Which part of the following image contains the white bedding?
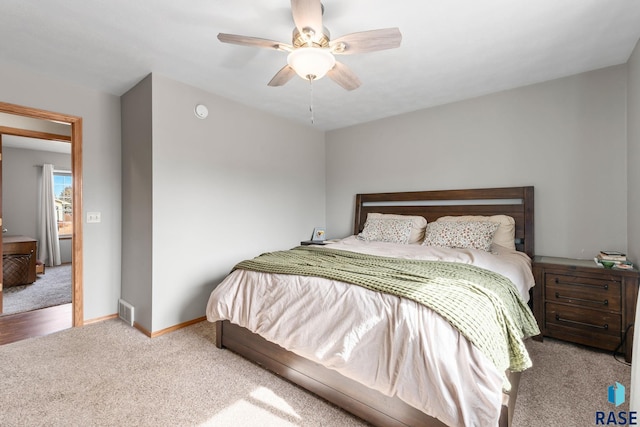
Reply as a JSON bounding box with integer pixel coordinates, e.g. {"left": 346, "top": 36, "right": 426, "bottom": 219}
{"left": 206, "top": 236, "right": 535, "bottom": 427}
{"left": 327, "top": 235, "right": 535, "bottom": 302}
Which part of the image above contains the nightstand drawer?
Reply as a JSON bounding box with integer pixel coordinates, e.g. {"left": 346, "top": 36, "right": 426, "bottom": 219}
{"left": 544, "top": 273, "right": 621, "bottom": 311}
{"left": 545, "top": 302, "right": 621, "bottom": 336}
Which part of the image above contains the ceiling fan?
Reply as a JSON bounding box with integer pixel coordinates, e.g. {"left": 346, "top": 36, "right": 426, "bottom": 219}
{"left": 217, "top": 0, "right": 402, "bottom": 91}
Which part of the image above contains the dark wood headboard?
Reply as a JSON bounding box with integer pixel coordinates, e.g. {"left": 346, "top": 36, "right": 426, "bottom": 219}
{"left": 354, "top": 186, "right": 534, "bottom": 257}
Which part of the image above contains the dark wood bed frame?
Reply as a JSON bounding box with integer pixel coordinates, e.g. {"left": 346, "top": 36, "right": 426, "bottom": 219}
{"left": 215, "top": 186, "right": 535, "bottom": 427}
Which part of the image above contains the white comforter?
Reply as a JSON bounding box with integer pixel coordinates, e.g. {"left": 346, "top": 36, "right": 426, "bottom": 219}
{"left": 206, "top": 236, "right": 535, "bottom": 427}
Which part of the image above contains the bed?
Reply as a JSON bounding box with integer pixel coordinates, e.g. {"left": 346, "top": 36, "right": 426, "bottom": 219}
{"left": 206, "top": 186, "right": 538, "bottom": 427}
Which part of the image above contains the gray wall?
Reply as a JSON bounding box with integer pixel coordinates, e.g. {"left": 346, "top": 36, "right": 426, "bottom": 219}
{"left": 326, "top": 65, "right": 628, "bottom": 260}
{"left": 2, "top": 146, "right": 73, "bottom": 263}
{"left": 0, "top": 62, "right": 122, "bottom": 321}
{"left": 122, "top": 74, "right": 326, "bottom": 333}
{"left": 120, "top": 75, "right": 153, "bottom": 330}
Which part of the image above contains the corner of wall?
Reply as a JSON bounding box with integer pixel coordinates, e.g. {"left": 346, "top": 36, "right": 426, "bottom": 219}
{"left": 627, "top": 38, "right": 640, "bottom": 264}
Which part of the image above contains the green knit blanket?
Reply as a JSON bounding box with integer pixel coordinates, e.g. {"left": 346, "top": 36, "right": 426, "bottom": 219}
{"left": 234, "top": 246, "right": 540, "bottom": 386}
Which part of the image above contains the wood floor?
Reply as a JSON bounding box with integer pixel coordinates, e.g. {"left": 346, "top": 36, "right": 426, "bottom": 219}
{"left": 0, "top": 303, "right": 72, "bottom": 345}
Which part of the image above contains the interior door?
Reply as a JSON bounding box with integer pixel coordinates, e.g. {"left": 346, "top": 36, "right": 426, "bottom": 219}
{"left": 0, "top": 102, "right": 82, "bottom": 327}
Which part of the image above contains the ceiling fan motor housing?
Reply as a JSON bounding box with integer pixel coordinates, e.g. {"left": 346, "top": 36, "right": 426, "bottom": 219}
{"left": 292, "top": 27, "right": 331, "bottom": 48}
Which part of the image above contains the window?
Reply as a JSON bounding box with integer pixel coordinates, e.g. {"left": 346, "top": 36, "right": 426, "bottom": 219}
{"left": 53, "top": 171, "right": 73, "bottom": 237}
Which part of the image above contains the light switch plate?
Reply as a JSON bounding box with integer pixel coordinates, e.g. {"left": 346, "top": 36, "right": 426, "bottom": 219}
{"left": 87, "top": 212, "right": 101, "bottom": 223}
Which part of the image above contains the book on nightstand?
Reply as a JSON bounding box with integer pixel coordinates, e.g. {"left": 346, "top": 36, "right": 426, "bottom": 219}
{"left": 594, "top": 250, "right": 634, "bottom": 269}
{"left": 597, "top": 250, "right": 627, "bottom": 261}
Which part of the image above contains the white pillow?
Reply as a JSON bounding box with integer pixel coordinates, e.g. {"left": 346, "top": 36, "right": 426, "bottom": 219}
{"left": 422, "top": 221, "right": 500, "bottom": 252}
{"left": 358, "top": 213, "right": 427, "bottom": 244}
{"left": 436, "top": 215, "right": 516, "bottom": 250}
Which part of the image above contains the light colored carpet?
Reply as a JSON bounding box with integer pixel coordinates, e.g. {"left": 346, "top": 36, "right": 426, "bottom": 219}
{"left": 514, "top": 337, "right": 631, "bottom": 427}
{"left": 0, "top": 320, "right": 365, "bottom": 427}
{"left": 0, "top": 319, "right": 631, "bottom": 427}
{"left": 2, "top": 264, "right": 72, "bottom": 315}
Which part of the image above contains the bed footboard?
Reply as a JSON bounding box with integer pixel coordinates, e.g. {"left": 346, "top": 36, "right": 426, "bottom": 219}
{"left": 215, "top": 320, "right": 517, "bottom": 427}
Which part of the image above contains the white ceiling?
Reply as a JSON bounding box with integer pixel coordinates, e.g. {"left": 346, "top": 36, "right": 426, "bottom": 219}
{"left": 2, "top": 135, "right": 71, "bottom": 154}
{"left": 1, "top": 0, "right": 640, "bottom": 131}
{"left": 0, "top": 112, "right": 72, "bottom": 153}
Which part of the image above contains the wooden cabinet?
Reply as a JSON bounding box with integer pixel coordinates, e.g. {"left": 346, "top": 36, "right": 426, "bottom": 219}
{"left": 532, "top": 256, "right": 639, "bottom": 362}
{"left": 2, "top": 235, "right": 37, "bottom": 287}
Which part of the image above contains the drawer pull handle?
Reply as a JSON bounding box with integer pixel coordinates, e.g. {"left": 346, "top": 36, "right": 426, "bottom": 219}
{"left": 554, "top": 292, "right": 608, "bottom": 306}
{"left": 554, "top": 278, "right": 608, "bottom": 290}
{"left": 555, "top": 314, "right": 609, "bottom": 330}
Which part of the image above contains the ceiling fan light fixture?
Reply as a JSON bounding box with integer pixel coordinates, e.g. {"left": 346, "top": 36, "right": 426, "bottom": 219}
{"left": 287, "top": 47, "right": 335, "bottom": 81}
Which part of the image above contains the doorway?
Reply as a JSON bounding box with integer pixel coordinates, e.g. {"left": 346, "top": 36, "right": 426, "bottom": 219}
{"left": 0, "top": 101, "right": 83, "bottom": 332}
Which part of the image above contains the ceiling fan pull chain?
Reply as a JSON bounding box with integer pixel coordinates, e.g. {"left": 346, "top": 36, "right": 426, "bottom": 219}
{"left": 309, "top": 78, "right": 315, "bottom": 125}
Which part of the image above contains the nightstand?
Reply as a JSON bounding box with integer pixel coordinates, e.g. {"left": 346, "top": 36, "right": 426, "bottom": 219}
{"left": 532, "top": 256, "right": 639, "bottom": 362}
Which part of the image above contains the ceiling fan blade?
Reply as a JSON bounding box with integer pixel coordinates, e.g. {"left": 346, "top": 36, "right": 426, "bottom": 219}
{"left": 330, "top": 28, "right": 402, "bottom": 55}
{"left": 327, "top": 61, "right": 361, "bottom": 91}
{"left": 290, "top": 0, "right": 323, "bottom": 41}
{"left": 268, "top": 65, "right": 297, "bottom": 87}
{"left": 218, "top": 33, "right": 291, "bottom": 51}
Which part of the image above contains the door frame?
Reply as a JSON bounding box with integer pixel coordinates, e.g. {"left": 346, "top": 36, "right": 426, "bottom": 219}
{"left": 0, "top": 101, "right": 83, "bottom": 327}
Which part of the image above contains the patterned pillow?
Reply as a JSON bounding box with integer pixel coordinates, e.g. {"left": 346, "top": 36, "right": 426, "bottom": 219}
{"left": 422, "top": 221, "right": 500, "bottom": 251}
{"left": 358, "top": 218, "right": 415, "bottom": 244}
{"left": 365, "top": 213, "right": 427, "bottom": 244}
{"left": 436, "top": 215, "right": 516, "bottom": 250}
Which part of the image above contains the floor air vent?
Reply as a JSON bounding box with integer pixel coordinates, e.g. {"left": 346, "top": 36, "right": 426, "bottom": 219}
{"left": 118, "top": 299, "right": 134, "bottom": 326}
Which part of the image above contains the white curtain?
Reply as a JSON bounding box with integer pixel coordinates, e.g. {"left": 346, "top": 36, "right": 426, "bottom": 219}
{"left": 38, "top": 163, "right": 61, "bottom": 267}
